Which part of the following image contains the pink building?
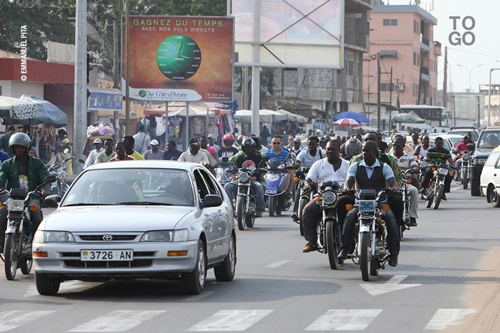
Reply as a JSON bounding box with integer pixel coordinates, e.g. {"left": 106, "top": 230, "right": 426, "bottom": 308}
{"left": 364, "top": 4, "right": 441, "bottom": 107}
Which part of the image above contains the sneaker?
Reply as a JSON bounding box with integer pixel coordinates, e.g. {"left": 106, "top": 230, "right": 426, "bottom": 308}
{"left": 409, "top": 218, "right": 417, "bottom": 227}
{"left": 389, "top": 252, "right": 398, "bottom": 267}
{"left": 338, "top": 248, "right": 349, "bottom": 260}
{"left": 256, "top": 209, "right": 264, "bottom": 218}
{"left": 441, "top": 194, "right": 447, "bottom": 201}
{"left": 302, "top": 242, "right": 319, "bottom": 253}
{"left": 291, "top": 213, "right": 299, "bottom": 222}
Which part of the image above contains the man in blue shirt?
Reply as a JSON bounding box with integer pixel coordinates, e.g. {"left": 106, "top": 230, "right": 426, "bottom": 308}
{"left": 265, "top": 135, "right": 293, "bottom": 197}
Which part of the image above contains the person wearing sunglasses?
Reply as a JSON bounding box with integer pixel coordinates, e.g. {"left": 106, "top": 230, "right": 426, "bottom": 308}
{"left": 265, "top": 136, "right": 294, "bottom": 198}
{"left": 178, "top": 137, "right": 209, "bottom": 164}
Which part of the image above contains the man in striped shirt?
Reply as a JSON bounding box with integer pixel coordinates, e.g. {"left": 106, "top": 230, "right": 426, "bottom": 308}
{"left": 419, "top": 136, "right": 455, "bottom": 200}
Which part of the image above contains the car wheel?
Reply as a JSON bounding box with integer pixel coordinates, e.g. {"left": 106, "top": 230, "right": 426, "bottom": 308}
{"left": 490, "top": 187, "right": 500, "bottom": 208}
{"left": 35, "top": 272, "right": 60, "bottom": 296}
{"left": 182, "top": 239, "right": 207, "bottom": 295}
{"left": 214, "top": 233, "right": 236, "bottom": 282}
{"left": 471, "top": 178, "right": 481, "bottom": 196}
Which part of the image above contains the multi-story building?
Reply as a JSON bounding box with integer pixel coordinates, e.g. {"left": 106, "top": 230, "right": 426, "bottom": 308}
{"left": 363, "top": 2, "right": 441, "bottom": 111}
{"left": 264, "top": 0, "right": 373, "bottom": 127}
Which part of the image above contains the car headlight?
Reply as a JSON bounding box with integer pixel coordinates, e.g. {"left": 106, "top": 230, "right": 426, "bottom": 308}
{"left": 33, "top": 231, "right": 75, "bottom": 243}
{"left": 7, "top": 199, "right": 24, "bottom": 212}
{"left": 140, "top": 229, "right": 189, "bottom": 242}
{"left": 323, "top": 191, "right": 337, "bottom": 205}
{"left": 239, "top": 172, "right": 250, "bottom": 182}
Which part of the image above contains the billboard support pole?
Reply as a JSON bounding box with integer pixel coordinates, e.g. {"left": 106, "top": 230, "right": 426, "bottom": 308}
{"left": 165, "top": 101, "right": 168, "bottom": 147}
{"left": 251, "top": 0, "right": 261, "bottom": 136}
{"left": 125, "top": 0, "right": 130, "bottom": 136}
{"left": 186, "top": 102, "right": 190, "bottom": 148}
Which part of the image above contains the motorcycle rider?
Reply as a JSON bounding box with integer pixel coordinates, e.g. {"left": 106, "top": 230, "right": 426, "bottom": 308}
{"left": 454, "top": 135, "right": 473, "bottom": 179}
{"left": 265, "top": 135, "right": 293, "bottom": 198}
{"left": 224, "top": 138, "right": 266, "bottom": 217}
{"left": 419, "top": 136, "right": 455, "bottom": 200}
{"left": 344, "top": 138, "right": 362, "bottom": 161}
{"left": 290, "top": 137, "right": 303, "bottom": 156}
{"left": 414, "top": 135, "right": 431, "bottom": 162}
{"left": 390, "top": 136, "right": 419, "bottom": 227}
{"left": 291, "top": 136, "right": 325, "bottom": 222}
{"left": 301, "top": 140, "right": 350, "bottom": 252}
{"left": 338, "top": 140, "right": 400, "bottom": 267}
{"left": 0, "top": 133, "right": 50, "bottom": 251}
{"left": 218, "top": 134, "right": 239, "bottom": 161}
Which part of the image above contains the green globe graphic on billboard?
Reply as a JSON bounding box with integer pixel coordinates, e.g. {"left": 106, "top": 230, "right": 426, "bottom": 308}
{"left": 156, "top": 35, "right": 202, "bottom": 80}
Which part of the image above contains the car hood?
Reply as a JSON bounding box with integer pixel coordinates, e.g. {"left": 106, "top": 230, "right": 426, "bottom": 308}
{"left": 41, "top": 206, "right": 195, "bottom": 232}
{"left": 474, "top": 148, "right": 493, "bottom": 158}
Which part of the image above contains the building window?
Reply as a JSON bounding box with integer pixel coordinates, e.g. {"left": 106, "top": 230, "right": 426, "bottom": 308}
{"left": 381, "top": 83, "right": 395, "bottom": 91}
{"left": 348, "top": 60, "right": 354, "bottom": 75}
{"left": 413, "top": 52, "right": 416, "bottom": 66}
{"left": 383, "top": 19, "right": 398, "bottom": 26}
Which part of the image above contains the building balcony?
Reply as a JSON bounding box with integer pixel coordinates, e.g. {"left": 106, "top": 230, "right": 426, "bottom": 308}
{"left": 420, "top": 35, "right": 430, "bottom": 52}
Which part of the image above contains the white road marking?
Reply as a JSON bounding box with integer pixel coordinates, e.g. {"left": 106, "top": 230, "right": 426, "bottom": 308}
{"left": 424, "top": 308, "right": 476, "bottom": 330}
{"left": 183, "top": 291, "right": 214, "bottom": 302}
{"left": 0, "top": 311, "right": 55, "bottom": 332}
{"left": 69, "top": 310, "right": 166, "bottom": 332}
{"left": 187, "top": 310, "right": 273, "bottom": 331}
{"left": 306, "top": 309, "right": 382, "bottom": 331}
{"left": 24, "top": 280, "right": 91, "bottom": 297}
{"left": 360, "top": 275, "right": 421, "bottom": 296}
{"left": 264, "top": 260, "right": 290, "bottom": 268}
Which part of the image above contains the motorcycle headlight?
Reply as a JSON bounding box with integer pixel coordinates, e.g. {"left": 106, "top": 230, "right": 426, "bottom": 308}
{"left": 267, "top": 174, "right": 280, "bottom": 182}
{"left": 140, "top": 229, "right": 189, "bottom": 242}
{"left": 7, "top": 199, "right": 24, "bottom": 212}
{"left": 323, "top": 191, "right": 336, "bottom": 205}
{"left": 239, "top": 172, "right": 250, "bottom": 182}
{"left": 34, "top": 231, "right": 75, "bottom": 243}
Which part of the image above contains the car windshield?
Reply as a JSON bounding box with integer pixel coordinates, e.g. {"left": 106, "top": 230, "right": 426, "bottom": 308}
{"left": 62, "top": 168, "right": 195, "bottom": 207}
{"left": 478, "top": 132, "right": 500, "bottom": 149}
{"left": 448, "top": 130, "right": 479, "bottom": 142}
{"left": 448, "top": 137, "right": 462, "bottom": 148}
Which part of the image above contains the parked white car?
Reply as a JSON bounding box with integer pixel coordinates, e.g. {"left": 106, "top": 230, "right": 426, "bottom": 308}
{"left": 480, "top": 146, "right": 500, "bottom": 207}
{"left": 34, "top": 161, "right": 236, "bottom": 295}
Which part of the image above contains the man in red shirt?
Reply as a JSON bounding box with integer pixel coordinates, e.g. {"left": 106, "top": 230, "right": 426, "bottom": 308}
{"left": 455, "top": 135, "right": 473, "bottom": 153}
{"left": 110, "top": 142, "right": 135, "bottom": 162}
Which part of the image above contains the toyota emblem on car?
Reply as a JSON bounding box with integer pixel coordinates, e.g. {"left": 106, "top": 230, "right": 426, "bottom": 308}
{"left": 102, "top": 234, "right": 113, "bottom": 241}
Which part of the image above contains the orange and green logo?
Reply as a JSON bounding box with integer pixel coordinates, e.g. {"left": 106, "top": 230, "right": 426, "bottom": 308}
{"left": 138, "top": 90, "right": 147, "bottom": 97}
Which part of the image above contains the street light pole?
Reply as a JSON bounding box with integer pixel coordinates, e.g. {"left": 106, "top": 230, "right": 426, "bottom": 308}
{"left": 488, "top": 68, "right": 500, "bottom": 127}
{"left": 457, "top": 64, "right": 482, "bottom": 92}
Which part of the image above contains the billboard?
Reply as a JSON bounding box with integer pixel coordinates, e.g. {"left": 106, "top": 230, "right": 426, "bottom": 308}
{"left": 122, "top": 16, "right": 234, "bottom": 102}
{"left": 233, "top": 0, "right": 344, "bottom": 69}
{"left": 88, "top": 92, "right": 123, "bottom": 111}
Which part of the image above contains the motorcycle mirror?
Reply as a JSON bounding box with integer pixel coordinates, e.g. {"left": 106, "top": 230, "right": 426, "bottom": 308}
{"left": 44, "top": 175, "right": 57, "bottom": 183}
{"left": 466, "top": 143, "right": 475, "bottom": 151}
{"left": 262, "top": 156, "right": 269, "bottom": 162}
{"left": 79, "top": 159, "right": 85, "bottom": 164}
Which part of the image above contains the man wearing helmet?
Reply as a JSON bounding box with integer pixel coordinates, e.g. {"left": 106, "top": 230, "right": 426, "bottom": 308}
{"left": 344, "top": 138, "right": 362, "bottom": 160}
{"left": 224, "top": 138, "right": 266, "bottom": 217}
{"left": 0, "top": 133, "right": 50, "bottom": 251}
{"left": 218, "top": 134, "right": 239, "bottom": 161}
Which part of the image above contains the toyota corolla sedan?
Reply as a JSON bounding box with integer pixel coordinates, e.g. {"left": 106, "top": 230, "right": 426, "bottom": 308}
{"left": 34, "top": 161, "right": 236, "bottom": 295}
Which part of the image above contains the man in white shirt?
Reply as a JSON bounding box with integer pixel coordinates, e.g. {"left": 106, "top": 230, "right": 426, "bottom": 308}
{"left": 301, "top": 140, "right": 350, "bottom": 253}
{"left": 133, "top": 124, "right": 150, "bottom": 155}
{"left": 83, "top": 138, "right": 104, "bottom": 169}
{"left": 296, "top": 136, "right": 325, "bottom": 168}
{"left": 178, "top": 137, "right": 210, "bottom": 164}
{"left": 389, "top": 136, "right": 419, "bottom": 226}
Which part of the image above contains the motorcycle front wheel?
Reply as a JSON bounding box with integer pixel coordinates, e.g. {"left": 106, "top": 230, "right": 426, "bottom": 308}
{"left": 236, "top": 198, "right": 246, "bottom": 231}
{"left": 463, "top": 169, "right": 468, "bottom": 190}
{"left": 4, "top": 233, "right": 19, "bottom": 280}
{"left": 326, "top": 221, "right": 340, "bottom": 270}
{"left": 360, "top": 232, "right": 371, "bottom": 281}
{"left": 268, "top": 197, "right": 276, "bottom": 217}
{"left": 298, "top": 198, "right": 308, "bottom": 236}
{"left": 245, "top": 200, "right": 255, "bottom": 228}
{"left": 433, "top": 184, "right": 444, "bottom": 210}
{"left": 20, "top": 257, "right": 33, "bottom": 275}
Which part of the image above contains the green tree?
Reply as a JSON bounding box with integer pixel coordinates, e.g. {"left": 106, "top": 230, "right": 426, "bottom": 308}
{"left": 0, "top": 0, "right": 75, "bottom": 60}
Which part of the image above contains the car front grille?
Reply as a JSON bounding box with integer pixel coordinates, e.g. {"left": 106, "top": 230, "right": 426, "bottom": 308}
{"left": 78, "top": 235, "right": 138, "bottom": 241}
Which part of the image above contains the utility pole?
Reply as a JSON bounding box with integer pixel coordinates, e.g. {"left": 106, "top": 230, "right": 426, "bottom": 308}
{"left": 124, "top": 0, "right": 130, "bottom": 136}
{"left": 377, "top": 53, "right": 381, "bottom": 133}
{"left": 251, "top": 0, "right": 261, "bottom": 136}
{"left": 443, "top": 46, "right": 447, "bottom": 108}
{"left": 477, "top": 95, "right": 481, "bottom": 128}
{"left": 73, "top": 0, "right": 87, "bottom": 175}
{"left": 113, "top": 19, "right": 120, "bottom": 141}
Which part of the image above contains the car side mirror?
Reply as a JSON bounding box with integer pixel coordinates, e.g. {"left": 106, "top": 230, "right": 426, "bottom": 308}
{"left": 44, "top": 175, "right": 56, "bottom": 183}
{"left": 202, "top": 195, "right": 222, "bottom": 208}
{"left": 44, "top": 195, "right": 61, "bottom": 208}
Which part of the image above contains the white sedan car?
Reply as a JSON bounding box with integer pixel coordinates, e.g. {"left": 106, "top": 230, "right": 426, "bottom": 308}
{"left": 34, "top": 161, "right": 236, "bottom": 295}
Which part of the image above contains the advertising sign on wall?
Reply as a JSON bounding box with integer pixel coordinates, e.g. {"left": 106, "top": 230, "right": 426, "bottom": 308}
{"left": 88, "top": 92, "right": 123, "bottom": 111}
{"left": 122, "top": 16, "right": 234, "bottom": 102}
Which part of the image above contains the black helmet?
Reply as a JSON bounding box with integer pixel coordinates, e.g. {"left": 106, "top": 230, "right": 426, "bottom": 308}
{"left": 9, "top": 132, "right": 31, "bottom": 154}
{"left": 345, "top": 138, "right": 362, "bottom": 157}
{"left": 242, "top": 137, "right": 256, "bottom": 148}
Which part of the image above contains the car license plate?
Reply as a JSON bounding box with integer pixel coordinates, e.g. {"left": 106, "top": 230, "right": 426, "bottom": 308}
{"left": 266, "top": 188, "right": 277, "bottom": 194}
{"left": 81, "top": 250, "right": 133, "bottom": 261}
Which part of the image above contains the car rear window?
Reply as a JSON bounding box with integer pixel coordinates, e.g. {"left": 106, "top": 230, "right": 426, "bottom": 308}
{"left": 448, "top": 130, "right": 478, "bottom": 141}
{"left": 62, "top": 168, "right": 195, "bottom": 207}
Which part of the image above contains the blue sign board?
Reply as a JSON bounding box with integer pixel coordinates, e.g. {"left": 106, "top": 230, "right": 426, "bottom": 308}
{"left": 89, "top": 92, "right": 123, "bottom": 111}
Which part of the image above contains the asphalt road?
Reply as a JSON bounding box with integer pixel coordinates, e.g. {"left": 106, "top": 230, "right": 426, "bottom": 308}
{"left": 0, "top": 184, "right": 498, "bottom": 332}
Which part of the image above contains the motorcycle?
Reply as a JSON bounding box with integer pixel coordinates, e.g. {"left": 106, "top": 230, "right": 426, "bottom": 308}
{"left": 315, "top": 181, "right": 342, "bottom": 269}
{"left": 455, "top": 150, "right": 471, "bottom": 190}
{"left": 1, "top": 175, "right": 56, "bottom": 280}
{"left": 422, "top": 162, "right": 455, "bottom": 210}
{"left": 399, "top": 169, "right": 417, "bottom": 239}
{"left": 264, "top": 157, "right": 292, "bottom": 217}
{"left": 293, "top": 167, "right": 312, "bottom": 236}
{"left": 348, "top": 189, "right": 391, "bottom": 282}
{"left": 47, "top": 163, "right": 69, "bottom": 197}
{"left": 231, "top": 166, "right": 261, "bottom": 231}
{"left": 216, "top": 159, "right": 233, "bottom": 187}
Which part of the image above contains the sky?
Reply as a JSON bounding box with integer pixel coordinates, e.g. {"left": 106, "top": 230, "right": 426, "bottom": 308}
{"left": 385, "top": 0, "right": 500, "bottom": 93}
